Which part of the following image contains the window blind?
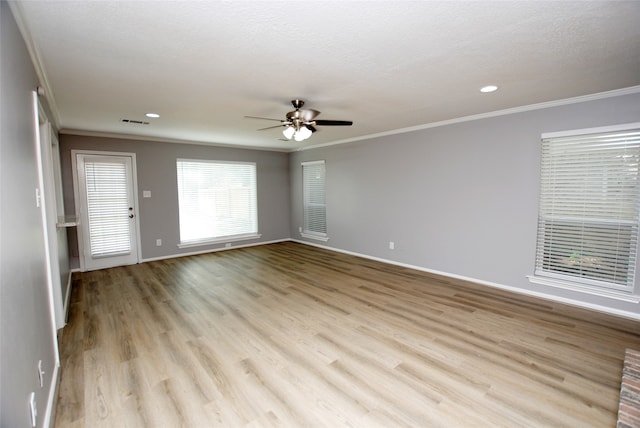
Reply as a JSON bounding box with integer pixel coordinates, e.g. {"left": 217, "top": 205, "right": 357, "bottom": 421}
{"left": 302, "top": 160, "right": 327, "bottom": 237}
{"left": 535, "top": 128, "right": 640, "bottom": 291}
{"left": 176, "top": 159, "right": 257, "bottom": 244}
{"left": 85, "top": 161, "right": 131, "bottom": 257}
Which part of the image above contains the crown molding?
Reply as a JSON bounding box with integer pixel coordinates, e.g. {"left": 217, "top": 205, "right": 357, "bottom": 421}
{"left": 59, "top": 129, "right": 292, "bottom": 153}
{"left": 8, "top": 1, "right": 62, "bottom": 130}
{"left": 299, "top": 85, "right": 640, "bottom": 152}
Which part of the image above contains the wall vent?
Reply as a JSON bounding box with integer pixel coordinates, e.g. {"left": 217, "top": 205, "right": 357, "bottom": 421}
{"left": 121, "top": 119, "right": 150, "bottom": 125}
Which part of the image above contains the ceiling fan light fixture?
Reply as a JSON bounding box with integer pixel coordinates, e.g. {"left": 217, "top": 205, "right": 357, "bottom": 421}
{"left": 250, "top": 99, "right": 353, "bottom": 142}
{"left": 283, "top": 126, "right": 295, "bottom": 139}
{"left": 297, "top": 125, "right": 312, "bottom": 140}
{"left": 293, "top": 130, "right": 306, "bottom": 141}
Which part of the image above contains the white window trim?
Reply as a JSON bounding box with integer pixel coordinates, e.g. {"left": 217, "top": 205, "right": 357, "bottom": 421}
{"left": 527, "top": 275, "right": 640, "bottom": 303}
{"left": 176, "top": 158, "right": 258, "bottom": 246}
{"left": 530, "top": 122, "right": 640, "bottom": 299}
{"left": 300, "top": 231, "right": 329, "bottom": 242}
{"left": 541, "top": 122, "right": 640, "bottom": 139}
{"left": 177, "top": 233, "right": 262, "bottom": 249}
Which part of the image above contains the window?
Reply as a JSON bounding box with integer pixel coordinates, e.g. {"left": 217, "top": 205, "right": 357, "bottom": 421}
{"left": 532, "top": 124, "right": 640, "bottom": 297}
{"left": 84, "top": 158, "right": 132, "bottom": 256}
{"left": 176, "top": 159, "right": 259, "bottom": 246}
{"left": 302, "top": 160, "right": 328, "bottom": 241}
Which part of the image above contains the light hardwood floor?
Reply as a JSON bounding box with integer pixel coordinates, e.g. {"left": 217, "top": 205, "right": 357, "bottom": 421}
{"left": 54, "top": 242, "right": 640, "bottom": 427}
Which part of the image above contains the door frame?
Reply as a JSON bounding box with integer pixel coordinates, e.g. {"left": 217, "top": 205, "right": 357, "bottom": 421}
{"left": 37, "top": 116, "right": 65, "bottom": 329}
{"left": 32, "top": 93, "right": 64, "bottom": 367}
{"left": 71, "top": 150, "right": 142, "bottom": 271}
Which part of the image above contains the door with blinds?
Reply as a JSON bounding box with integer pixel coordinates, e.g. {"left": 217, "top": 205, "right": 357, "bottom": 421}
{"left": 73, "top": 152, "right": 140, "bottom": 271}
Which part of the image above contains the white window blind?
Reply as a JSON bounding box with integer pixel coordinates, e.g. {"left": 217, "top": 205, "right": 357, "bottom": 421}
{"left": 176, "top": 159, "right": 257, "bottom": 245}
{"left": 534, "top": 127, "right": 640, "bottom": 292}
{"left": 302, "top": 160, "right": 327, "bottom": 238}
{"left": 85, "top": 161, "right": 131, "bottom": 257}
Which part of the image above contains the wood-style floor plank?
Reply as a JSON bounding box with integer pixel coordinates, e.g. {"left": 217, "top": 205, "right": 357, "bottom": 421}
{"left": 54, "top": 242, "right": 640, "bottom": 427}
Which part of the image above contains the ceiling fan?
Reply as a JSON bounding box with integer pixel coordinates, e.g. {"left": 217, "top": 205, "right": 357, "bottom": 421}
{"left": 246, "top": 99, "right": 353, "bottom": 141}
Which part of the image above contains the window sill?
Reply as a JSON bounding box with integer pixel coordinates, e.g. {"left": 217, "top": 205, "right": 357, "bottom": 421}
{"left": 56, "top": 215, "right": 79, "bottom": 228}
{"left": 178, "top": 233, "right": 262, "bottom": 249}
{"left": 527, "top": 275, "right": 640, "bottom": 303}
{"left": 300, "top": 232, "right": 329, "bottom": 242}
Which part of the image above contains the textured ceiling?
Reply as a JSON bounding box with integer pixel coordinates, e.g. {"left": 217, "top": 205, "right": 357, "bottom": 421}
{"left": 11, "top": 1, "right": 640, "bottom": 151}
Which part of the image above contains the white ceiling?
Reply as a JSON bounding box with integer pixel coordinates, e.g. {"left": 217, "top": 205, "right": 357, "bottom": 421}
{"left": 12, "top": 1, "right": 640, "bottom": 151}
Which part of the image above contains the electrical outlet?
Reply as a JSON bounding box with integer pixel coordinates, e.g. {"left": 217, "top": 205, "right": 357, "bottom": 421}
{"left": 389, "top": 241, "right": 395, "bottom": 250}
{"left": 29, "top": 392, "right": 37, "bottom": 427}
{"left": 225, "top": 243, "right": 232, "bottom": 248}
{"left": 156, "top": 239, "right": 162, "bottom": 246}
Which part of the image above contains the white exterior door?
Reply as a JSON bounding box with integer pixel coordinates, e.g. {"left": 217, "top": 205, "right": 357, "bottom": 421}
{"left": 73, "top": 151, "right": 140, "bottom": 271}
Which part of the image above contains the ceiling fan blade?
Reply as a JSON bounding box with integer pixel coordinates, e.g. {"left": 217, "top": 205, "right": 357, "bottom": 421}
{"left": 315, "top": 120, "right": 353, "bottom": 126}
{"left": 257, "top": 124, "right": 284, "bottom": 130}
{"left": 307, "top": 125, "right": 317, "bottom": 133}
{"left": 299, "top": 109, "right": 321, "bottom": 121}
{"left": 244, "top": 115, "right": 282, "bottom": 122}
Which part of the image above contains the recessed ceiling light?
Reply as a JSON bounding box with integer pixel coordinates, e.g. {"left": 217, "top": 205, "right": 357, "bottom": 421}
{"left": 480, "top": 85, "right": 498, "bottom": 93}
{"left": 145, "top": 112, "right": 160, "bottom": 118}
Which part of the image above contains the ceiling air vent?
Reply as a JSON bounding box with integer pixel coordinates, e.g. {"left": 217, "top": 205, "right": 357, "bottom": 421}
{"left": 121, "top": 119, "right": 150, "bottom": 125}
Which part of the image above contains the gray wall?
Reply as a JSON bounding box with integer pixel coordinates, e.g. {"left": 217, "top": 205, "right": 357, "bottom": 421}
{"left": 59, "top": 135, "right": 290, "bottom": 267}
{"left": 1, "top": 2, "right": 59, "bottom": 426}
{"left": 290, "top": 92, "right": 640, "bottom": 317}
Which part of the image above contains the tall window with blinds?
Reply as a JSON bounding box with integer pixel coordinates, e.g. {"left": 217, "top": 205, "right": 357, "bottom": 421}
{"left": 534, "top": 126, "right": 640, "bottom": 294}
{"left": 176, "top": 159, "right": 258, "bottom": 245}
{"left": 302, "top": 160, "right": 328, "bottom": 241}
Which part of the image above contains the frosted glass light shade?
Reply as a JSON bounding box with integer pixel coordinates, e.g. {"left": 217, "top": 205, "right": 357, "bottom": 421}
{"left": 283, "top": 126, "right": 295, "bottom": 139}
{"left": 294, "top": 131, "right": 306, "bottom": 141}
{"left": 298, "top": 126, "right": 312, "bottom": 140}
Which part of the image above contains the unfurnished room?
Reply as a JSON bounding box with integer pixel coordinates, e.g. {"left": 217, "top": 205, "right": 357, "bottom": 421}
{"left": 2, "top": 1, "right": 640, "bottom": 427}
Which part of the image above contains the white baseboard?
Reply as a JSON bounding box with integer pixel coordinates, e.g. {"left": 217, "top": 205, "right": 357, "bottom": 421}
{"left": 291, "top": 239, "right": 640, "bottom": 322}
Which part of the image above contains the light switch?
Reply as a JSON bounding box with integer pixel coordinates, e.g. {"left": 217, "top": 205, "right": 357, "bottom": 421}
{"left": 143, "top": 190, "right": 151, "bottom": 198}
